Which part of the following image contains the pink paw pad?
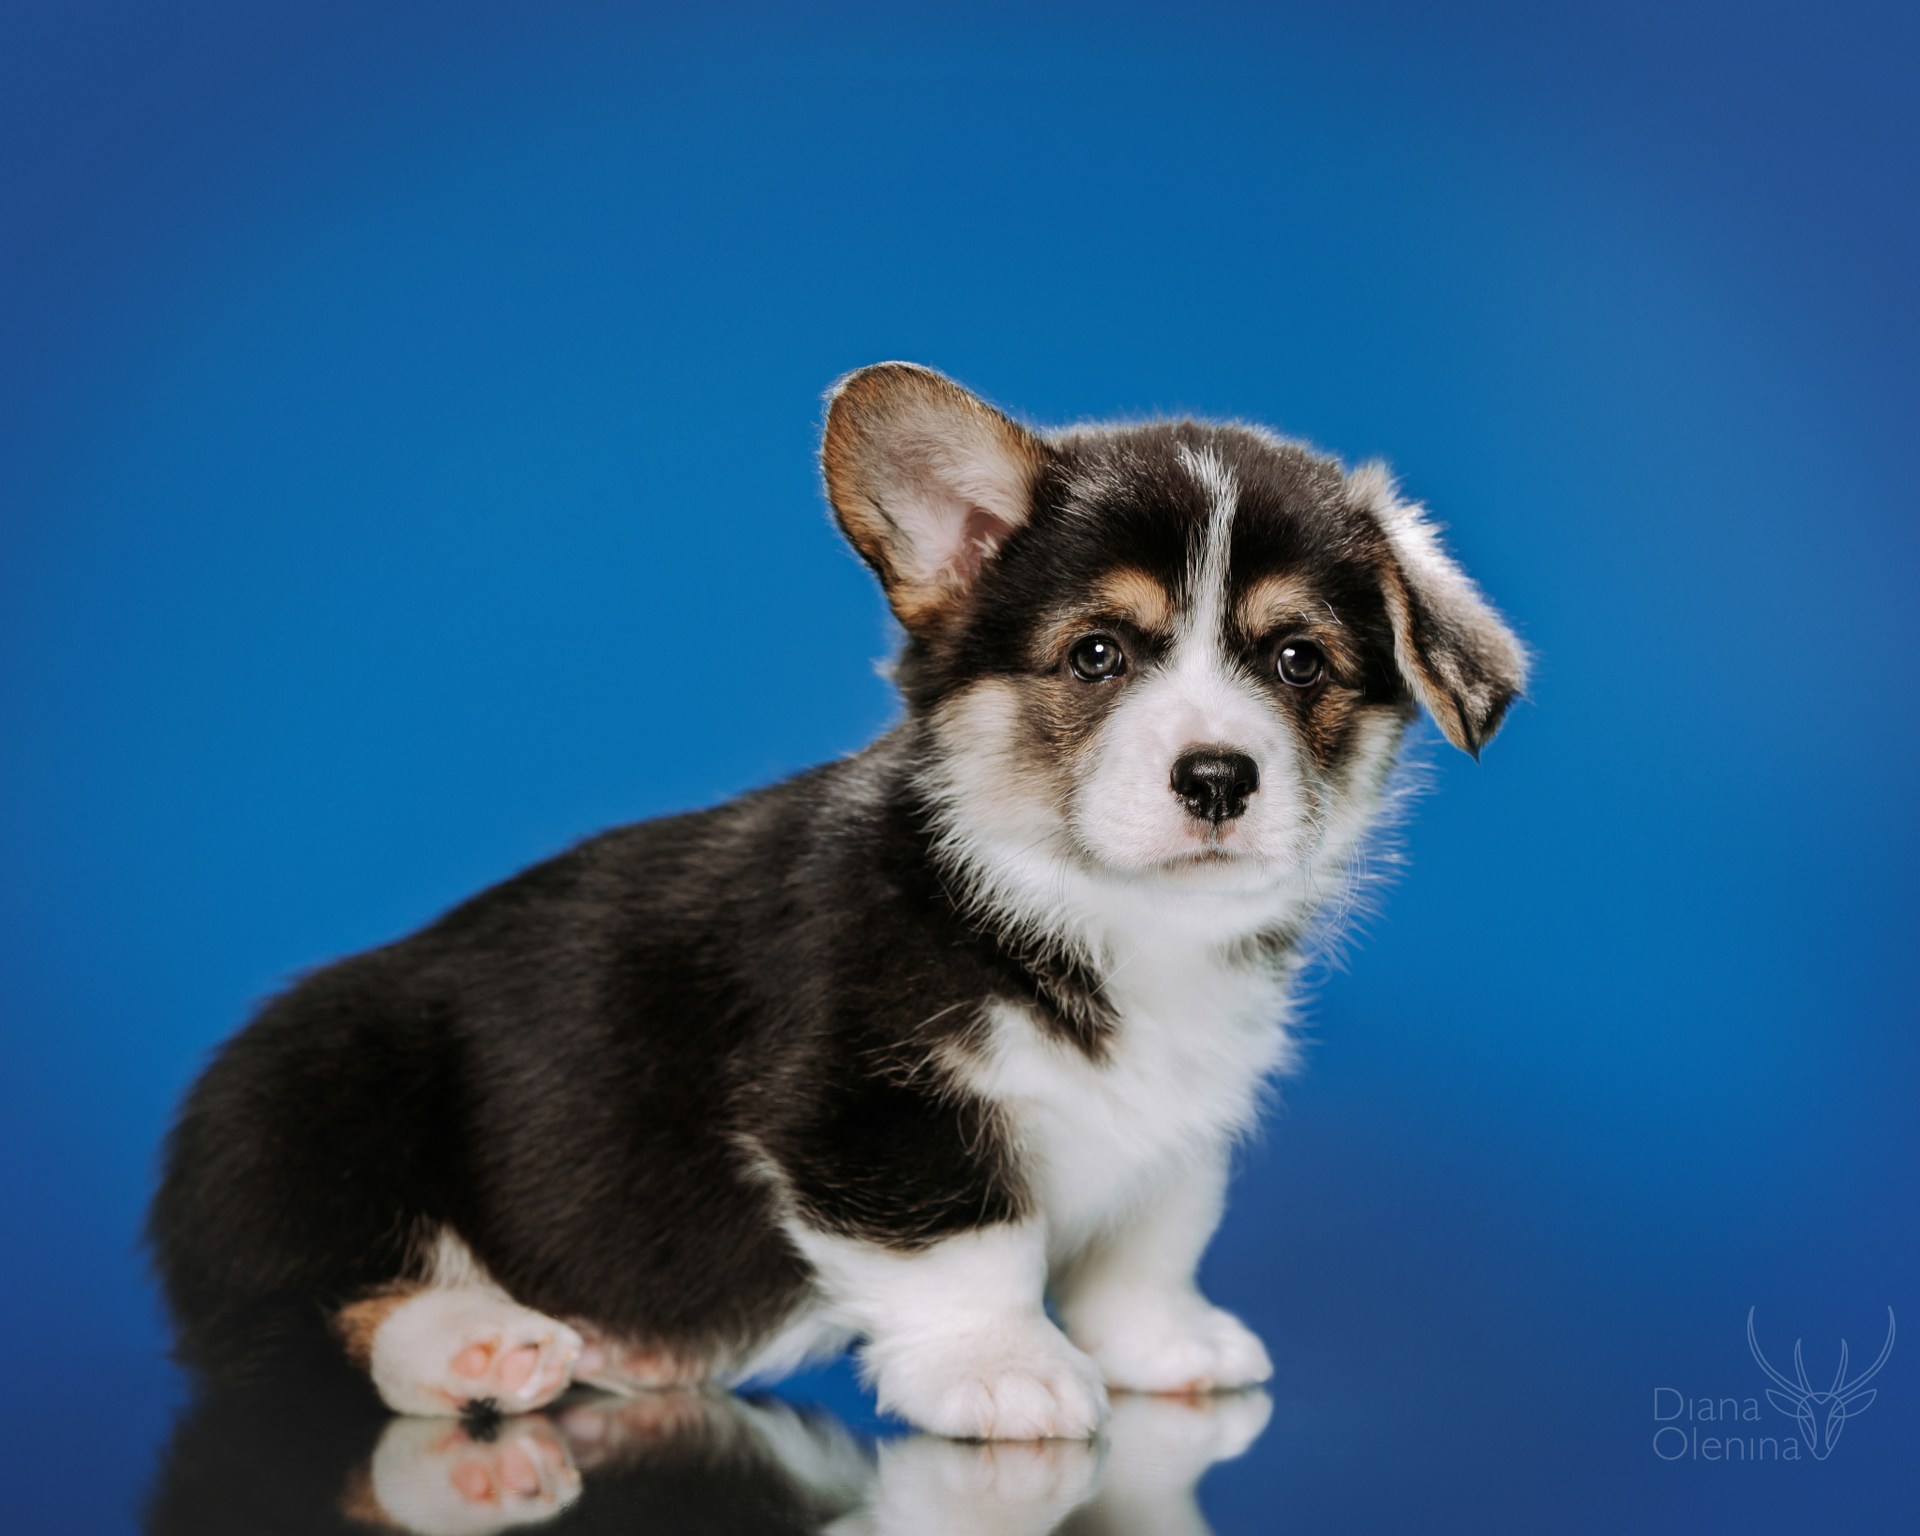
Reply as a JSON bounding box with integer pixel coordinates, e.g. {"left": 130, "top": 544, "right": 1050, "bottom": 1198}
{"left": 368, "top": 1291, "right": 586, "bottom": 1418}
{"left": 446, "top": 1331, "right": 580, "bottom": 1411}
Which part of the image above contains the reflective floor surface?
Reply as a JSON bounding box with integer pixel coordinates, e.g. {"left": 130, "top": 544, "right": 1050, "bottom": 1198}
{"left": 148, "top": 1368, "right": 1271, "bottom": 1536}
{"left": 64, "top": 1311, "right": 1909, "bottom": 1536}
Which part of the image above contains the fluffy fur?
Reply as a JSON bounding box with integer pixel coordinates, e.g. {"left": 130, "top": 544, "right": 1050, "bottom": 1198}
{"left": 148, "top": 363, "right": 1525, "bottom": 1439}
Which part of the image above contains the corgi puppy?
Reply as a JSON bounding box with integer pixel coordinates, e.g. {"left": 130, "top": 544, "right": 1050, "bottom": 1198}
{"left": 149, "top": 363, "right": 1526, "bottom": 1440}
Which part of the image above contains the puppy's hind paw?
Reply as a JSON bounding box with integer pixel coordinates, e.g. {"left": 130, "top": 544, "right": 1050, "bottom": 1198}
{"left": 369, "top": 1290, "right": 583, "bottom": 1416}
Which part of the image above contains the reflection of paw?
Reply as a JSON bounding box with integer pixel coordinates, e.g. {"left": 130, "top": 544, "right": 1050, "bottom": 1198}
{"left": 1105, "top": 1388, "right": 1273, "bottom": 1469}
{"left": 373, "top": 1293, "right": 583, "bottom": 1416}
{"left": 554, "top": 1390, "right": 717, "bottom": 1469}
{"left": 365, "top": 1416, "right": 581, "bottom": 1536}
{"left": 869, "top": 1319, "right": 1108, "bottom": 1440}
{"left": 1068, "top": 1293, "right": 1271, "bottom": 1395}
{"left": 558, "top": 1392, "right": 872, "bottom": 1514}
{"left": 829, "top": 1435, "right": 1097, "bottom": 1536}
{"left": 883, "top": 1434, "right": 1099, "bottom": 1507}
{"left": 1079, "top": 1389, "right": 1272, "bottom": 1536}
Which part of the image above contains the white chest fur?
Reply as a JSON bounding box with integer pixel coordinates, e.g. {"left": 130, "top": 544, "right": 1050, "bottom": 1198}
{"left": 964, "top": 929, "right": 1295, "bottom": 1259}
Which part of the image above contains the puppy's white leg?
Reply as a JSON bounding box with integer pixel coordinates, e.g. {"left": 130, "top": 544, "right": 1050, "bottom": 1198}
{"left": 338, "top": 1287, "right": 584, "bottom": 1417}
{"left": 791, "top": 1220, "right": 1107, "bottom": 1441}
{"left": 1055, "top": 1152, "right": 1271, "bottom": 1394}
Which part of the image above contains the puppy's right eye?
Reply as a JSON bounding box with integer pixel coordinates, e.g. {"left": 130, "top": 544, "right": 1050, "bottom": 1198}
{"left": 1068, "top": 634, "right": 1127, "bottom": 681}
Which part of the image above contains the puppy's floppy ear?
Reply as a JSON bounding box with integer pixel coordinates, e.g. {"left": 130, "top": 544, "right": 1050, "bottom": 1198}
{"left": 1350, "top": 462, "right": 1529, "bottom": 758}
{"left": 822, "top": 362, "right": 1047, "bottom": 634}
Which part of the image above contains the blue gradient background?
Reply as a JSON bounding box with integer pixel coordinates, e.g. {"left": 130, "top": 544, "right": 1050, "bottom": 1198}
{"left": 3, "top": 2, "right": 1915, "bottom": 1529}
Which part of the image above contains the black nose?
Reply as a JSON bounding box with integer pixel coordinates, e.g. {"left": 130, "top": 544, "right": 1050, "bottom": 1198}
{"left": 1170, "top": 749, "right": 1260, "bottom": 824}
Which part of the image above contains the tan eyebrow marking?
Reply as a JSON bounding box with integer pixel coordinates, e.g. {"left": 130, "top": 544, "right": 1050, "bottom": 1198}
{"left": 1089, "top": 567, "right": 1173, "bottom": 633}
{"left": 1236, "top": 573, "right": 1319, "bottom": 633}
{"left": 1237, "top": 572, "right": 1365, "bottom": 676}
{"left": 1030, "top": 567, "right": 1176, "bottom": 669}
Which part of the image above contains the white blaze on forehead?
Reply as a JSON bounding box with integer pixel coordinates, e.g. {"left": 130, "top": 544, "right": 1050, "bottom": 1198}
{"left": 1160, "top": 442, "right": 1266, "bottom": 756}
{"left": 1175, "top": 443, "right": 1238, "bottom": 649}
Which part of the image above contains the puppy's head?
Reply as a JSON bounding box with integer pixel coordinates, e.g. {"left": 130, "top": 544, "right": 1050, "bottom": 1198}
{"left": 823, "top": 363, "right": 1526, "bottom": 898}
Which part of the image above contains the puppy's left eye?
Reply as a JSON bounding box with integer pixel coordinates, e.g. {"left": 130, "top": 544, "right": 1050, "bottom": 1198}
{"left": 1068, "top": 634, "right": 1127, "bottom": 681}
{"left": 1276, "top": 640, "right": 1326, "bottom": 687}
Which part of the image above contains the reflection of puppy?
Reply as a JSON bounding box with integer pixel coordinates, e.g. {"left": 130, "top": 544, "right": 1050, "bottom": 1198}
{"left": 143, "top": 1375, "right": 870, "bottom": 1536}
{"left": 348, "top": 1394, "right": 869, "bottom": 1536}
{"left": 150, "top": 364, "right": 1525, "bottom": 1438}
{"left": 831, "top": 1393, "right": 1271, "bottom": 1536}
{"left": 334, "top": 1389, "right": 1268, "bottom": 1536}
{"left": 145, "top": 1371, "right": 389, "bottom": 1536}
{"left": 350, "top": 1417, "right": 582, "bottom": 1536}
{"left": 1068, "top": 1394, "right": 1273, "bottom": 1536}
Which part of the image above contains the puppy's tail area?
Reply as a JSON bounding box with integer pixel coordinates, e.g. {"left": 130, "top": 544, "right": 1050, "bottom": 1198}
{"left": 144, "top": 1066, "right": 416, "bottom": 1393}
{"left": 146, "top": 959, "right": 458, "bottom": 1390}
{"left": 145, "top": 1171, "right": 376, "bottom": 1393}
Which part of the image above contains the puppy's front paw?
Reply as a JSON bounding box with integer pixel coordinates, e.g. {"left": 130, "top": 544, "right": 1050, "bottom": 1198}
{"left": 867, "top": 1319, "right": 1109, "bottom": 1441}
{"left": 1067, "top": 1293, "right": 1272, "bottom": 1395}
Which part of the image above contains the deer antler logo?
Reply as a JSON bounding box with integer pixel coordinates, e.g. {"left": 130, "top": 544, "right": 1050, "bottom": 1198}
{"left": 1746, "top": 1306, "right": 1895, "bottom": 1459}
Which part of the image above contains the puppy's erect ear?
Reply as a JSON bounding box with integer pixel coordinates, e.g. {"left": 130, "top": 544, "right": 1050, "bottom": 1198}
{"left": 1350, "top": 462, "right": 1529, "bottom": 758}
{"left": 822, "top": 363, "right": 1047, "bottom": 634}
